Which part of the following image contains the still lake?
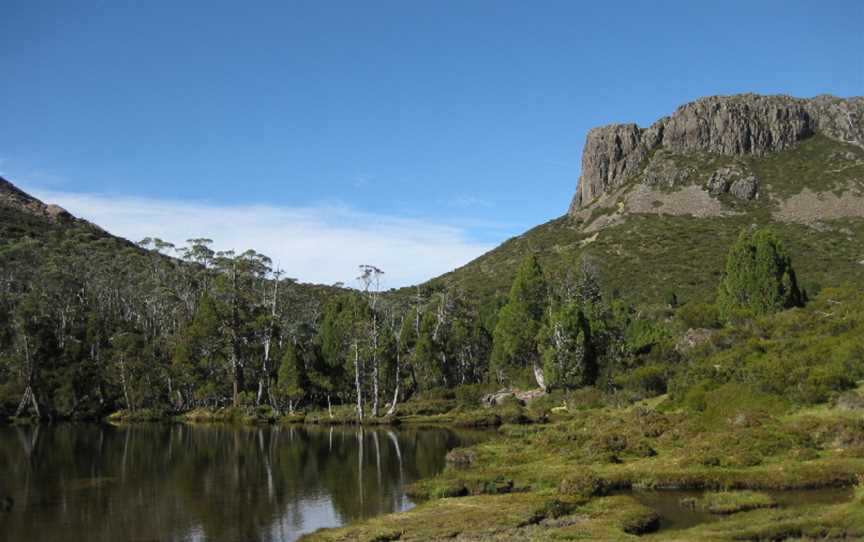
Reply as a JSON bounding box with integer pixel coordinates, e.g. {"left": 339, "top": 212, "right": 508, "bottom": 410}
{"left": 0, "top": 423, "right": 491, "bottom": 542}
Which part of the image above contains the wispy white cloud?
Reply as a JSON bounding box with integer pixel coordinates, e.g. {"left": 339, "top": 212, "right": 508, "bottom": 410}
{"left": 27, "top": 187, "right": 495, "bottom": 288}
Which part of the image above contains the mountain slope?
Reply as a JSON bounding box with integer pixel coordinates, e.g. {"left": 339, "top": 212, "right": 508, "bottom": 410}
{"left": 425, "top": 94, "right": 864, "bottom": 306}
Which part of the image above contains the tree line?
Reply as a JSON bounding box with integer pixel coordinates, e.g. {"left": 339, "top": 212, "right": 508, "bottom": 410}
{"left": 0, "top": 225, "right": 802, "bottom": 421}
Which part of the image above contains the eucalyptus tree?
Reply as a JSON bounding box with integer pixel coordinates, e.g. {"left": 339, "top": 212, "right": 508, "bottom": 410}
{"left": 384, "top": 309, "right": 407, "bottom": 416}
{"left": 347, "top": 292, "right": 373, "bottom": 419}
{"left": 447, "top": 294, "right": 491, "bottom": 385}
{"left": 357, "top": 265, "right": 384, "bottom": 416}
{"left": 11, "top": 290, "right": 46, "bottom": 418}
{"left": 257, "top": 267, "right": 282, "bottom": 406}
{"left": 211, "top": 248, "right": 272, "bottom": 407}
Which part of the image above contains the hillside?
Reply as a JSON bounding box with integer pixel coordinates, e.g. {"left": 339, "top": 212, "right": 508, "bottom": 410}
{"left": 0, "top": 176, "right": 339, "bottom": 420}
{"left": 425, "top": 94, "right": 864, "bottom": 307}
{"left": 2, "top": 92, "right": 863, "bottom": 422}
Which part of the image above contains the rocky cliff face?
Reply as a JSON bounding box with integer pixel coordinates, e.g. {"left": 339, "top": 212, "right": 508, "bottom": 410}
{"left": 569, "top": 94, "right": 864, "bottom": 213}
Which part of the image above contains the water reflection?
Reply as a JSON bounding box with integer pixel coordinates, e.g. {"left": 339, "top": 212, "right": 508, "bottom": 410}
{"left": 0, "top": 423, "right": 490, "bottom": 542}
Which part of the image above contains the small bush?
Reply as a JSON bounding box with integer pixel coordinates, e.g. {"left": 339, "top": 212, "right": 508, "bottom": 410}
{"left": 676, "top": 302, "right": 721, "bottom": 329}
{"left": 480, "top": 476, "right": 514, "bottom": 495}
{"left": 530, "top": 497, "right": 580, "bottom": 523}
{"left": 616, "top": 364, "right": 667, "bottom": 398}
{"left": 454, "top": 383, "right": 498, "bottom": 406}
{"left": 558, "top": 470, "right": 606, "bottom": 498}
{"left": 798, "top": 364, "right": 856, "bottom": 404}
{"left": 413, "top": 387, "right": 456, "bottom": 401}
{"left": 619, "top": 505, "right": 660, "bottom": 535}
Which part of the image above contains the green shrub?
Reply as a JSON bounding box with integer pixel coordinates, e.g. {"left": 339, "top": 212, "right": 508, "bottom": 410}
{"left": 558, "top": 470, "right": 606, "bottom": 498}
{"left": 395, "top": 398, "right": 457, "bottom": 416}
{"left": 799, "top": 363, "right": 856, "bottom": 404}
{"left": 453, "top": 383, "right": 497, "bottom": 406}
{"left": 413, "top": 387, "right": 456, "bottom": 401}
{"left": 676, "top": 302, "right": 721, "bottom": 329}
{"left": 616, "top": 364, "right": 667, "bottom": 398}
{"left": 619, "top": 505, "right": 660, "bottom": 535}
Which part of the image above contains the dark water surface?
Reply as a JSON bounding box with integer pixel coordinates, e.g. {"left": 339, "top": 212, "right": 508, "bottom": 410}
{"left": 0, "top": 423, "right": 491, "bottom": 542}
{"left": 632, "top": 487, "right": 855, "bottom": 531}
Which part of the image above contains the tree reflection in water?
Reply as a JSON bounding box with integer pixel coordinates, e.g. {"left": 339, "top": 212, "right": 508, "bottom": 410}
{"left": 0, "top": 424, "right": 490, "bottom": 542}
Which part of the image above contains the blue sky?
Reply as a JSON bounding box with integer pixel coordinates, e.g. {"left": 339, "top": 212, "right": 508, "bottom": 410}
{"left": 1, "top": 1, "right": 862, "bottom": 286}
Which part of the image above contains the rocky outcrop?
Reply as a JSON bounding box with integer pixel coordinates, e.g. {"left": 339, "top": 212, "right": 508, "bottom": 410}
{"left": 570, "top": 94, "right": 864, "bottom": 213}
{"left": 482, "top": 387, "right": 544, "bottom": 406}
{"left": 0, "top": 176, "right": 74, "bottom": 223}
{"left": 574, "top": 124, "right": 649, "bottom": 204}
{"left": 707, "top": 166, "right": 759, "bottom": 200}
{"left": 0, "top": 176, "right": 106, "bottom": 234}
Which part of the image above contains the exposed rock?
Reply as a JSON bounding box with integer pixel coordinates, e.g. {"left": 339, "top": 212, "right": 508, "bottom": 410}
{"left": 515, "top": 388, "right": 545, "bottom": 403}
{"left": 482, "top": 387, "right": 544, "bottom": 406}
{"left": 707, "top": 168, "right": 733, "bottom": 196}
{"left": 569, "top": 94, "right": 864, "bottom": 214}
{"left": 774, "top": 188, "right": 864, "bottom": 224}
{"left": 836, "top": 391, "right": 864, "bottom": 411}
{"left": 641, "top": 152, "right": 697, "bottom": 189}
{"left": 571, "top": 124, "right": 647, "bottom": 208}
{"left": 0, "top": 176, "right": 108, "bottom": 234}
{"left": 706, "top": 165, "right": 759, "bottom": 200}
{"left": 660, "top": 94, "right": 813, "bottom": 156}
{"left": 445, "top": 448, "right": 477, "bottom": 468}
{"left": 483, "top": 388, "right": 520, "bottom": 406}
{"left": 729, "top": 176, "right": 759, "bottom": 200}
{"left": 676, "top": 328, "right": 716, "bottom": 353}
{"left": 624, "top": 184, "right": 731, "bottom": 218}
{"left": 1, "top": 176, "right": 75, "bottom": 224}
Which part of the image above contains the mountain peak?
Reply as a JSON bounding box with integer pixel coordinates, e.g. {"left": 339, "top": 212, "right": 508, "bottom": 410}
{"left": 570, "top": 93, "right": 864, "bottom": 213}
{"left": 0, "top": 176, "right": 76, "bottom": 223}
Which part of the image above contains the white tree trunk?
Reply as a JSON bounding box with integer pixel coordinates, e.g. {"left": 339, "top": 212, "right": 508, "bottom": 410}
{"left": 354, "top": 342, "right": 363, "bottom": 420}
{"left": 385, "top": 348, "right": 400, "bottom": 417}
{"left": 533, "top": 361, "right": 547, "bottom": 392}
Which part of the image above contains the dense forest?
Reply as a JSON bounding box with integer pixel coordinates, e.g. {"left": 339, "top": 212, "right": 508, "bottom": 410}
{"left": 3, "top": 208, "right": 858, "bottom": 425}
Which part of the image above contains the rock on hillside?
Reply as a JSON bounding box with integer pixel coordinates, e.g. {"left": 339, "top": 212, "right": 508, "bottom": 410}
{"left": 0, "top": 176, "right": 108, "bottom": 236}
{"left": 0, "top": 176, "right": 75, "bottom": 223}
{"left": 569, "top": 94, "right": 864, "bottom": 212}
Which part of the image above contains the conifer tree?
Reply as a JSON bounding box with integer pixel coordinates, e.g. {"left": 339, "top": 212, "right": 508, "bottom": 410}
{"left": 490, "top": 254, "right": 547, "bottom": 387}
{"left": 538, "top": 302, "right": 593, "bottom": 389}
{"left": 717, "top": 229, "right": 803, "bottom": 319}
{"left": 276, "top": 341, "right": 305, "bottom": 414}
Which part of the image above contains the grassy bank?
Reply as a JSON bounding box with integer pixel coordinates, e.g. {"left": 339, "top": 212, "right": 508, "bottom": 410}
{"left": 301, "top": 389, "right": 864, "bottom": 541}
